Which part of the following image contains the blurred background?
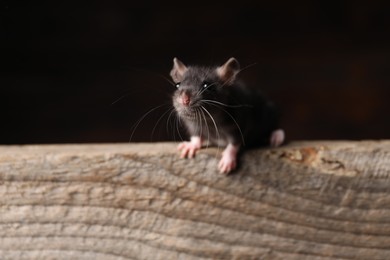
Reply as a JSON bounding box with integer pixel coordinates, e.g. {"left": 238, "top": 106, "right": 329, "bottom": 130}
{"left": 1, "top": 1, "right": 389, "bottom": 144}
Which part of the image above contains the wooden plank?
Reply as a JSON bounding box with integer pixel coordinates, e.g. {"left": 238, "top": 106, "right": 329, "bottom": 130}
{"left": 0, "top": 141, "right": 389, "bottom": 259}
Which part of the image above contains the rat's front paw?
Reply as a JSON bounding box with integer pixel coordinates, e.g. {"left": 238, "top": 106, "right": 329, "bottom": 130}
{"left": 177, "top": 137, "right": 202, "bottom": 158}
{"left": 218, "top": 153, "right": 237, "bottom": 174}
{"left": 218, "top": 144, "right": 239, "bottom": 174}
{"left": 218, "top": 144, "right": 240, "bottom": 174}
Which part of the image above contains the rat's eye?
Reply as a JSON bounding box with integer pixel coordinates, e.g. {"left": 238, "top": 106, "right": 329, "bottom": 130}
{"left": 202, "top": 82, "right": 212, "bottom": 88}
{"left": 175, "top": 83, "right": 181, "bottom": 88}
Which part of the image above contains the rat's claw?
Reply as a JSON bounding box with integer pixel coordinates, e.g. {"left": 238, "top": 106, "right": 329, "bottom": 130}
{"left": 218, "top": 154, "right": 237, "bottom": 174}
{"left": 177, "top": 138, "right": 202, "bottom": 159}
{"left": 177, "top": 142, "right": 187, "bottom": 151}
{"left": 218, "top": 143, "right": 239, "bottom": 174}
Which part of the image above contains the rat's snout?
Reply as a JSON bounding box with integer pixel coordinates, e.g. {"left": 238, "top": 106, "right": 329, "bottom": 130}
{"left": 179, "top": 91, "right": 191, "bottom": 106}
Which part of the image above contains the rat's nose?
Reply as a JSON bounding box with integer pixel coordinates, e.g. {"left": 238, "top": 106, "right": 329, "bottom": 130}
{"left": 181, "top": 92, "right": 191, "bottom": 106}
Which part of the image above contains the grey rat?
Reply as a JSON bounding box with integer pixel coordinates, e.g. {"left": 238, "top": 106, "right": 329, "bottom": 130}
{"left": 171, "top": 57, "right": 285, "bottom": 174}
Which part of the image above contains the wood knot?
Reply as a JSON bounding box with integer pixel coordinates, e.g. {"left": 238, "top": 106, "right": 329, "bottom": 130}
{"left": 280, "top": 147, "right": 321, "bottom": 165}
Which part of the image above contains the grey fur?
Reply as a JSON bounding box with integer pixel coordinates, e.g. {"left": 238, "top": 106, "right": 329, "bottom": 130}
{"left": 171, "top": 58, "right": 280, "bottom": 148}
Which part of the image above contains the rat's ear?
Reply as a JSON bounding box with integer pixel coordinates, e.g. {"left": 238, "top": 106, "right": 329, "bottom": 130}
{"left": 170, "top": 57, "right": 188, "bottom": 83}
{"left": 216, "top": 57, "right": 240, "bottom": 85}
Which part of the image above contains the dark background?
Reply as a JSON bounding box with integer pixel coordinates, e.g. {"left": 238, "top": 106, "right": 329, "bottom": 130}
{"left": 1, "top": 1, "right": 389, "bottom": 144}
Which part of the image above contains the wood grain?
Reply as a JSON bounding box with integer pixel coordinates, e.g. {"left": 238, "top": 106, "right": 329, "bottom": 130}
{"left": 0, "top": 141, "right": 389, "bottom": 259}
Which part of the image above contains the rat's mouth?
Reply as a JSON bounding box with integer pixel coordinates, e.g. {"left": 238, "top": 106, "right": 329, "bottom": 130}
{"left": 180, "top": 110, "right": 196, "bottom": 120}
{"left": 176, "top": 106, "right": 199, "bottom": 120}
{"left": 173, "top": 100, "right": 201, "bottom": 120}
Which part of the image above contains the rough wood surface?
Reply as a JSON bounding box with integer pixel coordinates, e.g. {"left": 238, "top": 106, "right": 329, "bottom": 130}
{"left": 0, "top": 141, "right": 389, "bottom": 259}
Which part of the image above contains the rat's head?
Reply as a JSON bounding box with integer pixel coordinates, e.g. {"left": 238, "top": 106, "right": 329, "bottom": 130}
{"left": 170, "top": 57, "right": 240, "bottom": 120}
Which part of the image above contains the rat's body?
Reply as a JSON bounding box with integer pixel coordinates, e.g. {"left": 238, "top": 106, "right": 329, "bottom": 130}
{"left": 171, "top": 57, "right": 284, "bottom": 173}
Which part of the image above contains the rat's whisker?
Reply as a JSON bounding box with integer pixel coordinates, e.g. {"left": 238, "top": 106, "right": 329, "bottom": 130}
{"left": 201, "top": 105, "right": 221, "bottom": 155}
{"left": 150, "top": 107, "right": 174, "bottom": 141}
{"left": 204, "top": 102, "right": 246, "bottom": 146}
{"left": 126, "top": 66, "right": 176, "bottom": 87}
{"left": 199, "top": 107, "right": 210, "bottom": 149}
{"left": 158, "top": 73, "right": 176, "bottom": 87}
{"left": 195, "top": 108, "right": 202, "bottom": 139}
{"left": 129, "top": 104, "right": 169, "bottom": 142}
{"left": 166, "top": 108, "right": 176, "bottom": 137}
{"left": 111, "top": 88, "right": 153, "bottom": 106}
{"left": 172, "top": 113, "right": 179, "bottom": 142}
{"left": 111, "top": 92, "right": 132, "bottom": 105}
{"left": 170, "top": 112, "right": 180, "bottom": 142}
{"left": 175, "top": 113, "right": 185, "bottom": 142}
{"left": 202, "top": 99, "right": 253, "bottom": 108}
{"left": 238, "top": 62, "right": 258, "bottom": 74}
